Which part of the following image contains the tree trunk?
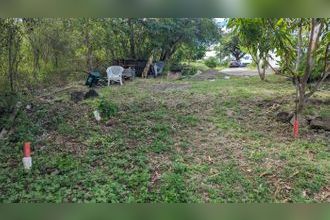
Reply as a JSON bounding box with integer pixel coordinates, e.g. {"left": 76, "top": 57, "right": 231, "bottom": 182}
{"left": 159, "top": 36, "right": 184, "bottom": 62}
{"left": 260, "top": 66, "right": 266, "bottom": 81}
{"left": 252, "top": 51, "right": 266, "bottom": 81}
{"left": 160, "top": 50, "right": 169, "bottom": 61}
{"left": 84, "top": 21, "right": 93, "bottom": 71}
{"left": 295, "top": 19, "right": 303, "bottom": 72}
{"left": 256, "top": 65, "right": 265, "bottom": 81}
{"left": 256, "top": 58, "right": 266, "bottom": 81}
{"left": 8, "top": 25, "right": 14, "bottom": 92}
{"left": 302, "top": 19, "right": 323, "bottom": 85}
{"left": 297, "top": 82, "right": 306, "bottom": 113}
{"left": 142, "top": 53, "right": 153, "bottom": 78}
{"left": 233, "top": 50, "right": 245, "bottom": 61}
{"left": 234, "top": 53, "right": 240, "bottom": 62}
{"left": 87, "top": 41, "right": 93, "bottom": 71}
{"left": 294, "top": 20, "right": 303, "bottom": 115}
{"left": 297, "top": 19, "right": 323, "bottom": 112}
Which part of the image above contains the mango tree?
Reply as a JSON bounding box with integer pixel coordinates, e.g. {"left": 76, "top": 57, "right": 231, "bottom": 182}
{"left": 267, "top": 18, "right": 329, "bottom": 113}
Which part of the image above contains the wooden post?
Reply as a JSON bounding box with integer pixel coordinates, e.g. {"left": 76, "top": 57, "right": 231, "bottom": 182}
{"left": 142, "top": 54, "right": 153, "bottom": 78}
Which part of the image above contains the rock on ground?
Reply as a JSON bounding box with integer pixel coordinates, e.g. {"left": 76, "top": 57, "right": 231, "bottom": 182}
{"left": 310, "top": 117, "right": 330, "bottom": 131}
{"left": 84, "top": 89, "right": 99, "bottom": 99}
{"left": 290, "top": 114, "right": 308, "bottom": 127}
{"left": 276, "top": 111, "right": 293, "bottom": 123}
{"left": 70, "top": 91, "right": 85, "bottom": 103}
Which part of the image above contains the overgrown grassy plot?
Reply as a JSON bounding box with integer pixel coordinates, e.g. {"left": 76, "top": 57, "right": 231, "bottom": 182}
{"left": 0, "top": 75, "right": 329, "bottom": 202}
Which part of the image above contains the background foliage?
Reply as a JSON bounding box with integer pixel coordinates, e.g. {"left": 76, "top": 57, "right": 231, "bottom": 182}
{"left": 0, "top": 18, "right": 219, "bottom": 92}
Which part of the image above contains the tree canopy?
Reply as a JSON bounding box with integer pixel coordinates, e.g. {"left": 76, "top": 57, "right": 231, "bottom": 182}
{"left": 0, "top": 18, "right": 219, "bottom": 91}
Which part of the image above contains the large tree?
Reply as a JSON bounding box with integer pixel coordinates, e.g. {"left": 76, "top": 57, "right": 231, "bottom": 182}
{"left": 0, "top": 19, "right": 22, "bottom": 92}
{"left": 221, "top": 32, "right": 245, "bottom": 62}
{"left": 141, "top": 18, "right": 219, "bottom": 62}
{"left": 266, "top": 18, "right": 329, "bottom": 113}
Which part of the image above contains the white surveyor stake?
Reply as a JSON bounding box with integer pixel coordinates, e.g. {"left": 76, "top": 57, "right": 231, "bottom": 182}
{"left": 22, "top": 142, "right": 32, "bottom": 170}
{"left": 93, "top": 110, "right": 101, "bottom": 122}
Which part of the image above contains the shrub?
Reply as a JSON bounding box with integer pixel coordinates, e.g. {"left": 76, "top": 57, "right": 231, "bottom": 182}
{"left": 220, "top": 60, "right": 229, "bottom": 67}
{"left": 204, "top": 57, "right": 219, "bottom": 68}
{"left": 98, "top": 98, "right": 118, "bottom": 119}
{"left": 181, "top": 66, "right": 197, "bottom": 76}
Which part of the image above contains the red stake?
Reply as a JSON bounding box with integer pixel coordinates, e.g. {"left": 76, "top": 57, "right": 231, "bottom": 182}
{"left": 293, "top": 119, "right": 299, "bottom": 138}
{"left": 24, "top": 142, "right": 31, "bottom": 157}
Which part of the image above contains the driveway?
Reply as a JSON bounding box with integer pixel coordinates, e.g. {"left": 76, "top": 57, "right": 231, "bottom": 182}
{"left": 220, "top": 67, "right": 273, "bottom": 77}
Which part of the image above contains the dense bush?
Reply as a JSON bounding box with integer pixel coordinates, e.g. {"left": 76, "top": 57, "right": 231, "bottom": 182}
{"left": 98, "top": 98, "right": 118, "bottom": 119}
{"left": 181, "top": 66, "right": 197, "bottom": 76}
{"left": 168, "top": 63, "right": 197, "bottom": 76}
{"left": 204, "top": 57, "right": 219, "bottom": 68}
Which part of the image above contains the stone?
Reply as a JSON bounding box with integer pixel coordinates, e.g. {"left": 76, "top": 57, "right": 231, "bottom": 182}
{"left": 93, "top": 110, "right": 101, "bottom": 122}
{"left": 305, "top": 115, "right": 317, "bottom": 122}
{"left": 276, "top": 111, "right": 292, "bottom": 123}
{"left": 310, "top": 117, "right": 330, "bottom": 131}
{"left": 84, "top": 89, "right": 99, "bottom": 99}
{"left": 70, "top": 91, "right": 84, "bottom": 103}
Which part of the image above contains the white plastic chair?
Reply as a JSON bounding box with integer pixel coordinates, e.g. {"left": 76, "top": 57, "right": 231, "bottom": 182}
{"left": 106, "top": 66, "right": 124, "bottom": 86}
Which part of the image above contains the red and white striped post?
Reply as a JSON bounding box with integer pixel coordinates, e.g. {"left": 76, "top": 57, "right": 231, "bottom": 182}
{"left": 22, "top": 142, "right": 32, "bottom": 170}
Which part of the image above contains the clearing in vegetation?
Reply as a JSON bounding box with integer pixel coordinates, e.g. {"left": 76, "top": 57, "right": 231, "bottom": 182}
{"left": 0, "top": 73, "right": 329, "bottom": 202}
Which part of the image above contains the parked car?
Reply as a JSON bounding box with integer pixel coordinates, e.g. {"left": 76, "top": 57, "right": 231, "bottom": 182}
{"left": 241, "top": 55, "right": 253, "bottom": 65}
{"left": 229, "top": 60, "right": 246, "bottom": 68}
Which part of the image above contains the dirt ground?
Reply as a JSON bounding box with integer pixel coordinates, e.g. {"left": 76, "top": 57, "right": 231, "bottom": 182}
{"left": 220, "top": 67, "right": 273, "bottom": 76}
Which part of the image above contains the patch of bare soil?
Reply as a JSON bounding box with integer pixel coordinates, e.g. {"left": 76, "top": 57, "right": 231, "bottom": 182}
{"left": 150, "top": 83, "right": 191, "bottom": 92}
{"left": 192, "top": 69, "right": 223, "bottom": 81}
{"left": 314, "top": 186, "right": 330, "bottom": 202}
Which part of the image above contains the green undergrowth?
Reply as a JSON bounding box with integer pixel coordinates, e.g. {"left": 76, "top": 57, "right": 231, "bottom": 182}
{"left": 0, "top": 74, "right": 329, "bottom": 202}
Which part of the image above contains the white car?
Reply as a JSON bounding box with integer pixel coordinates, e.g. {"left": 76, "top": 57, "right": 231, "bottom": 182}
{"left": 241, "top": 55, "right": 253, "bottom": 65}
